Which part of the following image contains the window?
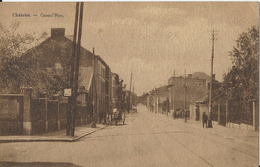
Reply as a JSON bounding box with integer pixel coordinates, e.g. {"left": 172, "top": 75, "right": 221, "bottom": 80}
{"left": 198, "top": 83, "right": 202, "bottom": 86}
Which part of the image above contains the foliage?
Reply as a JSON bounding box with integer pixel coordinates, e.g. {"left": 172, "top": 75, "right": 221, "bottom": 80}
{"left": 0, "top": 22, "right": 47, "bottom": 93}
{"left": 222, "top": 26, "right": 259, "bottom": 111}
{"left": 0, "top": 22, "right": 71, "bottom": 96}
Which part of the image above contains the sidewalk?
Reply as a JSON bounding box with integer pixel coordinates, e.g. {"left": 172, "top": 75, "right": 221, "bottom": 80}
{"left": 155, "top": 112, "right": 259, "bottom": 147}
{"left": 0, "top": 124, "right": 107, "bottom": 143}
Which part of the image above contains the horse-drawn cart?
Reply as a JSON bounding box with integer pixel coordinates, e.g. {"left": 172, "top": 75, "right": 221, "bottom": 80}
{"left": 112, "top": 108, "right": 125, "bottom": 126}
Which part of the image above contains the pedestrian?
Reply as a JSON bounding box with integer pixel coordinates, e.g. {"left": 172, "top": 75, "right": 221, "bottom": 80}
{"left": 202, "top": 112, "right": 208, "bottom": 128}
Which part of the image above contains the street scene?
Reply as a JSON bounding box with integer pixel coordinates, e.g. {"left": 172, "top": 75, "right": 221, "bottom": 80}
{"left": 0, "top": 105, "right": 258, "bottom": 167}
{"left": 0, "top": 2, "right": 259, "bottom": 167}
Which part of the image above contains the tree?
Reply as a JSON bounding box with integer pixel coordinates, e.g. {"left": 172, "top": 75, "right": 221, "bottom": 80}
{"left": 223, "top": 26, "right": 259, "bottom": 115}
{"left": 0, "top": 22, "right": 72, "bottom": 97}
{"left": 0, "top": 21, "right": 47, "bottom": 93}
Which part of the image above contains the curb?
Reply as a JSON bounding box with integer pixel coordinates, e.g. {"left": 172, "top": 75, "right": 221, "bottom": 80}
{"left": 155, "top": 112, "right": 258, "bottom": 147}
{"left": 0, "top": 125, "right": 108, "bottom": 143}
{"left": 73, "top": 125, "right": 108, "bottom": 141}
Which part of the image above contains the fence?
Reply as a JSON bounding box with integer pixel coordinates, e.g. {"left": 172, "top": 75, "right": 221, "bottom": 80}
{"left": 30, "top": 94, "right": 90, "bottom": 135}
{"left": 228, "top": 101, "right": 253, "bottom": 125}
{"left": 0, "top": 88, "right": 92, "bottom": 135}
{"left": 211, "top": 102, "right": 226, "bottom": 126}
{"left": 190, "top": 99, "right": 258, "bottom": 131}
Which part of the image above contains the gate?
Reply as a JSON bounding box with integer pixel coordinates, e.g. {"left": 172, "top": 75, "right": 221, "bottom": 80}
{"left": 0, "top": 95, "right": 24, "bottom": 135}
{"left": 31, "top": 98, "right": 45, "bottom": 134}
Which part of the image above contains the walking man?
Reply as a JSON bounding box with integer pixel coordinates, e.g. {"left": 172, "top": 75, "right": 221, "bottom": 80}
{"left": 203, "top": 112, "right": 208, "bottom": 128}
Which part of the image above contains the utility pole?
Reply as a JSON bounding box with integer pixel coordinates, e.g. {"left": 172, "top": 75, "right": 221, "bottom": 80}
{"left": 166, "top": 85, "right": 169, "bottom": 116}
{"left": 184, "top": 69, "right": 187, "bottom": 122}
{"left": 91, "top": 48, "right": 97, "bottom": 128}
{"left": 67, "top": 2, "right": 79, "bottom": 136}
{"left": 128, "top": 73, "right": 132, "bottom": 113}
{"left": 208, "top": 30, "right": 217, "bottom": 128}
{"left": 71, "top": 2, "right": 84, "bottom": 136}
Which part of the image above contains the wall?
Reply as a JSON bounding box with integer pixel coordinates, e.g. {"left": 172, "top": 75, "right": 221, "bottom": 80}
{"left": 189, "top": 103, "right": 196, "bottom": 121}
{"left": 0, "top": 89, "right": 91, "bottom": 135}
{"left": 169, "top": 77, "right": 207, "bottom": 111}
{"left": 0, "top": 95, "right": 24, "bottom": 135}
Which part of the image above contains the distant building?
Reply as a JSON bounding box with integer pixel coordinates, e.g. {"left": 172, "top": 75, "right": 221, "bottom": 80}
{"left": 192, "top": 71, "right": 215, "bottom": 85}
{"left": 168, "top": 74, "right": 208, "bottom": 112}
{"left": 94, "top": 55, "right": 111, "bottom": 122}
{"left": 111, "top": 73, "right": 124, "bottom": 110}
{"left": 154, "top": 86, "right": 168, "bottom": 113}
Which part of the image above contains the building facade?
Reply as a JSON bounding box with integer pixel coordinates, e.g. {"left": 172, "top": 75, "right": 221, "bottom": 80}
{"left": 22, "top": 28, "right": 116, "bottom": 123}
{"left": 94, "top": 55, "right": 111, "bottom": 122}
{"left": 168, "top": 74, "right": 208, "bottom": 112}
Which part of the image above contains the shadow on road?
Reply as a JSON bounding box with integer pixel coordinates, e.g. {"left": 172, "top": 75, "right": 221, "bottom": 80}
{"left": 0, "top": 161, "right": 82, "bottom": 167}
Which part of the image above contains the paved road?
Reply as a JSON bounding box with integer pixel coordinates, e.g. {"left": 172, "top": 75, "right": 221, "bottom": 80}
{"left": 0, "top": 104, "right": 258, "bottom": 167}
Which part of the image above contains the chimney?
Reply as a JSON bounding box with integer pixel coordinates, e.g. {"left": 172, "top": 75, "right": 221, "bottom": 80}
{"left": 51, "top": 28, "right": 65, "bottom": 38}
{"left": 188, "top": 74, "right": 192, "bottom": 78}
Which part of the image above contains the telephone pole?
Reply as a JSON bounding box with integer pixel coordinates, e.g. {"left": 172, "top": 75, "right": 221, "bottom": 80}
{"left": 71, "top": 2, "right": 84, "bottom": 136}
{"left": 184, "top": 69, "right": 187, "bottom": 122}
{"left": 208, "top": 30, "right": 217, "bottom": 128}
{"left": 67, "top": 2, "right": 84, "bottom": 136}
{"left": 67, "top": 2, "right": 79, "bottom": 136}
{"left": 91, "top": 48, "right": 97, "bottom": 128}
{"left": 128, "top": 73, "right": 133, "bottom": 113}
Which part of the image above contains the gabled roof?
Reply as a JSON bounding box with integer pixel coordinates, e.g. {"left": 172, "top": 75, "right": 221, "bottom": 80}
{"left": 22, "top": 35, "right": 93, "bottom": 68}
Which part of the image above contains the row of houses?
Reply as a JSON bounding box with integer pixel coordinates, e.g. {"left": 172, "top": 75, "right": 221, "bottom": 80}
{"left": 27, "top": 28, "right": 129, "bottom": 121}
{"left": 140, "top": 72, "right": 258, "bottom": 131}
{"left": 143, "top": 72, "right": 210, "bottom": 120}
{"left": 0, "top": 28, "right": 136, "bottom": 135}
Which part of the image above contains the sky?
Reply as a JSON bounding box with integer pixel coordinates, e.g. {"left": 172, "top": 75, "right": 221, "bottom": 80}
{"left": 0, "top": 2, "right": 259, "bottom": 95}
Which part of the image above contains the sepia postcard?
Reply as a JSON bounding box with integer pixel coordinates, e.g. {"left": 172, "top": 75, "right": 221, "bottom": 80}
{"left": 0, "top": 2, "right": 259, "bottom": 167}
